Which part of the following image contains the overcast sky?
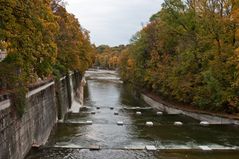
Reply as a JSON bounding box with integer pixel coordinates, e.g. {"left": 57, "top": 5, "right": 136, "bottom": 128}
{"left": 65, "top": 0, "right": 164, "bottom": 46}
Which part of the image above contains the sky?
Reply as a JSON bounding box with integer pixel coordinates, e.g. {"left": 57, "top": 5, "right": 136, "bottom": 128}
{"left": 65, "top": 0, "right": 164, "bottom": 46}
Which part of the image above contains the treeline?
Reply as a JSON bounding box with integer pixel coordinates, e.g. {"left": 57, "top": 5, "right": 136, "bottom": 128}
{"left": 119, "top": 0, "right": 239, "bottom": 113}
{"left": 94, "top": 45, "right": 127, "bottom": 69}
{"left": 0, "top": 0, "right": 95, "bottom": 114}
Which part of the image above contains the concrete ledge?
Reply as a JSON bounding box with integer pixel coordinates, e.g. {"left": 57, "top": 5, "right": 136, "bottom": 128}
{"left": 26, "top": 81, "right": 54, "bottom": 98}
{"left": 141, "top": 94, "right": 239, "bottom": 125}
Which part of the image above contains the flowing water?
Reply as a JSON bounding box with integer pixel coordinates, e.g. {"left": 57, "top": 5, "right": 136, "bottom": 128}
{"left": 26, "top": 69, "right": 239, "bottom": 159}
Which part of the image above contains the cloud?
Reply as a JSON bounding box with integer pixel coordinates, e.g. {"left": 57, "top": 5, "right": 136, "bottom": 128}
{"left": 65, "top": 0, "right": 164, "bottom": 46}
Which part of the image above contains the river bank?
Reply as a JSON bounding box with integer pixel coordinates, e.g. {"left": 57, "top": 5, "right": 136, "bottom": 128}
{"left": 142, "top": 92, "right": 239, "bottom": 125}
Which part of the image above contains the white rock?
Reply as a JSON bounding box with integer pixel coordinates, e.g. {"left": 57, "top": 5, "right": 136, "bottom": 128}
{"left": 146, "top": 121, "right": 154, "bottom": 126}
{"left": 32, "top": 144, "right": 40, "bottom": 148}
{"left": 136, "top": 111, "right": 142, "bottom": 115}
{"left": 200, "top": 121, "right": 209, "bottom": 126}
{"left": 174, "top": 121, "right": 183, "bottom": 126}
{"left": 157, "top": 112, "right": 163, "bottom": 115}
{"left": 199, "top": 146, "right": 212, "bottom": 151}
{"left": 117, "top": 121, "right": 124, "bottom": 126}
{"left": 145, "top": 145, "right": 157, "bottom": 151}
{"left": 86, "top": 121, "right": 93, "bottom": 125}
{"left": 89, "top": 145, "right": 101, "bottom": 150}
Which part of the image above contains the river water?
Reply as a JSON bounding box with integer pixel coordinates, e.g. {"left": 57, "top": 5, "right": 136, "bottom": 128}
{"left": 26, "top": 70, "right": 239, "bottom": 159}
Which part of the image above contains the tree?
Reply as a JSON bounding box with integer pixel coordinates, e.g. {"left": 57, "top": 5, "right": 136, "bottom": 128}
{"left": 53, "top": 3, "right": 94, "bottom": 75}
{"left": 94, "top": 45, "right": 125, "bottom": 69}
{"left": 0, "top": 0, "right": 58, "bottom": 81}
{"left": 0, "top": 0, "right": 95, "bottom": 115}
{"left": 119, "top": 0, "right": 239, "bottom": 113}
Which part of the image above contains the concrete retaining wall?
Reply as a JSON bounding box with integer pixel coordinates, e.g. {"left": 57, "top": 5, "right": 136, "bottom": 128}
{"left": 0, "top": 72, "right": 84, "bottom": 159}
{"left": 56, "top": 76, "right": 71, "bottom": 120}
{"left": 142, "top": 94, "right": 239, "bottom": 125}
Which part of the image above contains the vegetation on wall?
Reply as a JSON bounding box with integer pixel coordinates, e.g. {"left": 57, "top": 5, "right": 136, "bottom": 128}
{"left": 119, "top": 0, "right": 239, "bottom": 113}
{"left": 0, "top": 0, "right": 95, "bottom": 116}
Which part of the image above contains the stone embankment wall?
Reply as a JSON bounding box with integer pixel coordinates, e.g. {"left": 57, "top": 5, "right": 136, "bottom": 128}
{"left": 142, "top": 94, "right": 239, "bottom": 125}
{"left": 0, "top": 72, "right": 84, "bottom": 159}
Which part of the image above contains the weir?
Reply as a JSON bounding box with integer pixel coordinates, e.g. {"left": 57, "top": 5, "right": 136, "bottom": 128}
{"left": 1, "top": 70, "right": 239, "bottom": 159}
{"left": 24, "top": 69, "right": 239, "bottom": 159}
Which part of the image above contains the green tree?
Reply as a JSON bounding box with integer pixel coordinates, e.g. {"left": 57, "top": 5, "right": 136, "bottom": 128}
{"left": 119, "top": 0, "right": 239, "bottom": 113}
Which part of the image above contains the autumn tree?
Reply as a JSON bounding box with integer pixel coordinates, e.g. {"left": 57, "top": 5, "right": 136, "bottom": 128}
{"left": 0, "top": 0, "right": 59, "bottom": 116}
{"left": 0, "top": 0, "right": 95, "bottom": 115}
{"left": 94, "top": 45, "right": 125, "bottom": 69}
{"left": 52, "top": 2, "right": 94, "bottom": 76}
{"left": 233, "top": 0, "right": 239, "bottom": 87}
{"left": 119, "top": 0, "right": 239, "bottom": 113}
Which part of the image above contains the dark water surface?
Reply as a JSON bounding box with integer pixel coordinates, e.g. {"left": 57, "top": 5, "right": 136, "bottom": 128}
{"left": 26, "top": 70, "right": 239, "bottom": 159}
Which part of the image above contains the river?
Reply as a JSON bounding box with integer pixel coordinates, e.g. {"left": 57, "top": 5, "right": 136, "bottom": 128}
{"left": 26, "top": 69, "right": 239, "bottom": 159}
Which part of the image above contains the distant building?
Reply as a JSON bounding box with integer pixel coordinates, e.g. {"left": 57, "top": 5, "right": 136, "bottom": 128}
{"left": 0, "top": 49, "right": 7, "bottom": 62}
